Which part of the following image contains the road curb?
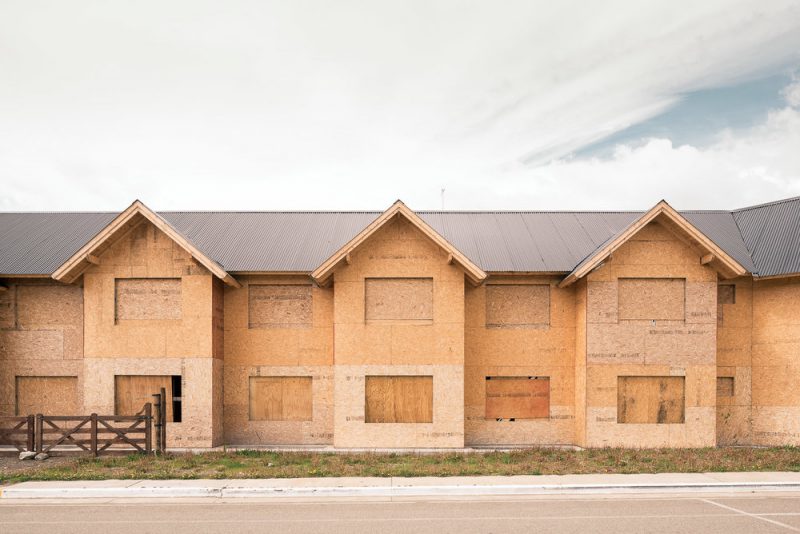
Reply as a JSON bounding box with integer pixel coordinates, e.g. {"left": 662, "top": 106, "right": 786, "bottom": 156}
{"left": 3, "top": 481, "right": 800, "bottom": 500}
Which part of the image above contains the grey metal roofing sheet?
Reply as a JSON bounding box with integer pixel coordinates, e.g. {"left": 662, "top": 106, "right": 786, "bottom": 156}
{"left": 0, "top": 199, "right": 795, "bottom": 277}
{"left": 733, "top": 196, "right": 800, "bottom": 277}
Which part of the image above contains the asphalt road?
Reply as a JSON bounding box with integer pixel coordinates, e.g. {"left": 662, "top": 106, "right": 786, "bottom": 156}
{"left": 2, "top": 493, "right": 800, "bottom": 533}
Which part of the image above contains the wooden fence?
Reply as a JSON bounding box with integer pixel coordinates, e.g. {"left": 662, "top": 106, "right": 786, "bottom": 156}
{"left": 0, "top": 391, "right": 168, "bottom": 456}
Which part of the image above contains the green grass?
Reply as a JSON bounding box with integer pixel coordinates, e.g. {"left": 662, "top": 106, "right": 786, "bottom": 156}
{"left": 2, "top": 447, "right": 799, "bottom": 485}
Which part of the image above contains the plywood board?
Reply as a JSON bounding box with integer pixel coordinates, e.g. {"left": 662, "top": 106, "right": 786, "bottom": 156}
{"left": 365, "top": 278, "right": 433, "bottom": 321}
{"left": 115, "top": 375, "right": 174, "bottom": 420}
{"left": 485, "top": 285, "right": 550, "bottom": 328}
{"left": 618, "top": 278, "right": 685, "bottom": 321}
{"left": 485, "top": 377, "right": 549, "bottom": 419}
{"left": 115, "top": 279, "right": 181, "bottom": 321}
{"left": 365, "top": 376, "right": 433, "bottom": 423}
{"left": 717, "top": 376, "right": 735, "bottom": 397}
{"left": 249, "top": 376, "right": 313, "bottom": 421}
{"left": 248, "top": 285, "right": 312, "bottom": 329}
{"left": 617, "top": 376, "right": 685, "bottom": 424}
{"left": 16, "top": 376, "right": 79, "bottom": 415}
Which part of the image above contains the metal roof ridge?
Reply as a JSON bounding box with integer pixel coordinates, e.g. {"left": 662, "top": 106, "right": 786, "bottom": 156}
{"left": 733, "top": 195, "right": 800, "bottom": 212}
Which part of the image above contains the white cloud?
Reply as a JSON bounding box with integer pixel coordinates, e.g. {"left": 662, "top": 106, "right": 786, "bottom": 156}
{"left": 0, "top": 1, "right": 799, "bottom": 211}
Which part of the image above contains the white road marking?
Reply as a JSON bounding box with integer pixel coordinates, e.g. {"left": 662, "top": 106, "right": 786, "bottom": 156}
{"left": 701, "top": 498, "right": 800, "bottom": 532}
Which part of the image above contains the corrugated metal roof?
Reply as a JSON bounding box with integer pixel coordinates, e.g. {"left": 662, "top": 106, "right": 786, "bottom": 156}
{"left": 733, "top": 196, "right": 800, "bottom": 277}
{"left": 0, "top": 199, "right": 794, "bottom": 277}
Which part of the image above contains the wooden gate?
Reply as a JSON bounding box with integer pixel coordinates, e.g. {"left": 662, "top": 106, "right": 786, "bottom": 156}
{"left": 0, "top": 415, "right": 35, "bottom": 452}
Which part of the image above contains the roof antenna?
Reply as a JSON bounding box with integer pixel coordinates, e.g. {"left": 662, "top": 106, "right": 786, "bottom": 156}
{"left": 441, "top": 187, "right": 446, "bottom": 210}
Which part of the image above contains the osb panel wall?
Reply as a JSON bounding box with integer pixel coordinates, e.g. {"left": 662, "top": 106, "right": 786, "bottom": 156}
{"left": 223, "top": 275, "right": 332, "bottom": 446}
{"left": 79, "top": 220, "right": 222, "bottom": 447}
{"left": 485, "top": 284, "right": 550, "bottom": 328}
{"left": 0, "top": 279, "right": 84, "bottom": 416}
{"left": 212, "top": 279, "right": 224, "bottom": 359}
{"left": 584, "top": 220, "right": 717, "bottom": 448}
{"left": 364, "top": 278, "right": 433, "bottom": 322}
{"left": 83, "top": 221, "right": 217, "bottom": 359}
{"left": 224, "top": 365, "right": 333, "bottom": 445}
{"left": 484, "top": 377, "right": 549, "bottom": 420}
{"left": 16, "top": 376, "right": 79, "bottom": 415}
{"left": 83, "top": 357, "right": 223, "bottom": 448}
{"left": 115, "top": 278, "right": 181, "bottom": 321}
{"left": 248, "top": 284, "right": 312, "bottom": 329}
{"left": 716, "top": 277, "right": 752, "bottom": 445}
{"left": 618, "top": 278, "right": 685, "bottom": 321}
{"left": 333, "top": 216, "right": 465, "bottom": 448}
{"left": 464, "top": 276, "right": 575, "bottom": 446}
{"left": 750, "top": 277, "right": 800, "bottom": 445}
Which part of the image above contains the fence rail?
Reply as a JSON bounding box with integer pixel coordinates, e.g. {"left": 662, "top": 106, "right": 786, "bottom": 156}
{"left": 0, "top": 400, "right": 164, "bottom": 456}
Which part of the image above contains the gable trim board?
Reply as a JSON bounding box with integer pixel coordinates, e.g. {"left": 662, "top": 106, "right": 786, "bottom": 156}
{"left": 51, "top": 200, "right": 241, "bottom": 288}
{"left": 311, "top": 200, "right": 487, "bottom": 285}
{"left": 558, "top": 200, "right": 749, "bottom": 288}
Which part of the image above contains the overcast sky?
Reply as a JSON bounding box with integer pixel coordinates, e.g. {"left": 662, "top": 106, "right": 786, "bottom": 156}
{"left": 2, "top": 0, "right": 800, "bottom": 212}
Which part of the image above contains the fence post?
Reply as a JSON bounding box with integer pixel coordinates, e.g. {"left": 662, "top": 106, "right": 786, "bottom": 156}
{"left": 152, "top": 392, "right": 162, "bottom": 455}
{"left": 26, "top": 414, "right": 35, "bottom": 452}
{"left": 144, "top": 403, "right": 152, "bottom": 454}
{"left": 90, "top": 413, "right": 98, "bottom": 457}
{"left": 159, "top": 387, "right": 167, "bottom": 453}
{"left": 35, "top": 413, "right": 43, "bottom": 453}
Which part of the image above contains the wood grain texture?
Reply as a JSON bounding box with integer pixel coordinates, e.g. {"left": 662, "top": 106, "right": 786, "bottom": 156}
{"left": 115, "top": 279, "right": 181, "bottom": 321}
{"left": 115, "top": 375, "right": 173, "bottom": 421}
{"left": 248, "top": 285, "right": 312, "bottom": 329}
{"left": 249, "top": 376, "right": 313, "bottom": 421}
{"left": 365, "top": 376, "right": 433, "bottom": 423}
{"left": 485, "top": 377, "right": 549, "bottom": 419}
{"left": 617, "top": 376, "right": 685, "bottom": 424}
{"left": 15, "top": 376, "right": 79, "bottom": 415}
{"left": 365, "top": 278, "right": 433, "bottom": 322}
{"left": 485, "top": 284, "right": 550, "bottom": 328}
{"left": 618, "top": 278, "right": 685, "bottom": 321}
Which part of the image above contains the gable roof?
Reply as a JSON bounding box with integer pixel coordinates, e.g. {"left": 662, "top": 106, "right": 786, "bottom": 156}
{"left": 558, "top": 200, "right": 749, "bottom": 287}
{"left": 51, "top": 200, "right": 241, "bottom": 287}
{"left": 2, "top": 196, "right": 798, "bottom": 279}
{"left": 311, "top": 200, "right": 487, "bottom": 285}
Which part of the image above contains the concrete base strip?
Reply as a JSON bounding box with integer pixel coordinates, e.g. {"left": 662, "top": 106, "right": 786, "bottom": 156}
{"left": 3, "top": 481, "right": 800, "bottom": 499}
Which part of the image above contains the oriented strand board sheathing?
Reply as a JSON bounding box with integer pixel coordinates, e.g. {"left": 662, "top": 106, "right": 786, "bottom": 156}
{"left": 364, "top": 278, "right": 433, "bottom": 322}
{"left": 364, "top": 376, "right": 433, "bottom": 423}
{"left": 249, "top": 376, "right": 313, "bottom": 421}
{"left": 717, "top": 284, "right": 736, "bottom": 325}
{"left": 15, "top": 376, "right": 79, "bottom": 415}
{"left": 617, "top": 376, "right": 685, "bottom": 424}
{"left": 485, "top": 284, "right": 549, "bottom": 328}
{"left": 248, "top": 284, "right": 312, "bottom": 329}
{"left": 114, "top": 375, "right": 174, "bottom": 420}
{"left": 717, "top": 376, "right": 735, "bottom": 397}
{"left": 115, "top": 278, "right": 181, "bottom": 321}
{"left": 485, "top": 377, "right": 549, "bottom": 419}
{"left": 617, "top": 278, "right": 685, "bottom": 321}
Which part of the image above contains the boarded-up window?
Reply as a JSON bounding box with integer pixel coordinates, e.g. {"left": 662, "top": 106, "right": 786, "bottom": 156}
{"left": 115, "top": 375, "right": 181, "bottom": 422}
{"left": 485, "top": 377, "right": 549, "bottom": 420}
{"left": 617, "top": 376, "right": 685, "bottom": 424}
{"left": 248, "top": 285, "right": 312, "bottom": 329}
{"left": 618, "top": 278, "right": 685, "bottom": 321}
{"left": 717, "top": 284, "right": 736, "bottom": 325}
{"left": 115, "top": 279, "right": 181, "bottom": 321}
{"left": 717, "top": 376, "right": 735, "bottom": 397}
{"left": 365, "top": 278, "right": 433, "bottom": 322}
{"left": 485, "top": 285, "right": 550, "bottom": 328}
{"left": 249, "top": 376, "right": 313, "bottom": 421}
{"left": 365, "top": 376, "right": 433, "bottom": 423}
{"left": 16, "top": 376, "right": 79, "bottom": 415}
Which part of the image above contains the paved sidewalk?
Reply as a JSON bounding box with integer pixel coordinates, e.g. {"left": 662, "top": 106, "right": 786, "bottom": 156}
{"left": 2, "top": 472, "right": 800, "bottom": 500}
